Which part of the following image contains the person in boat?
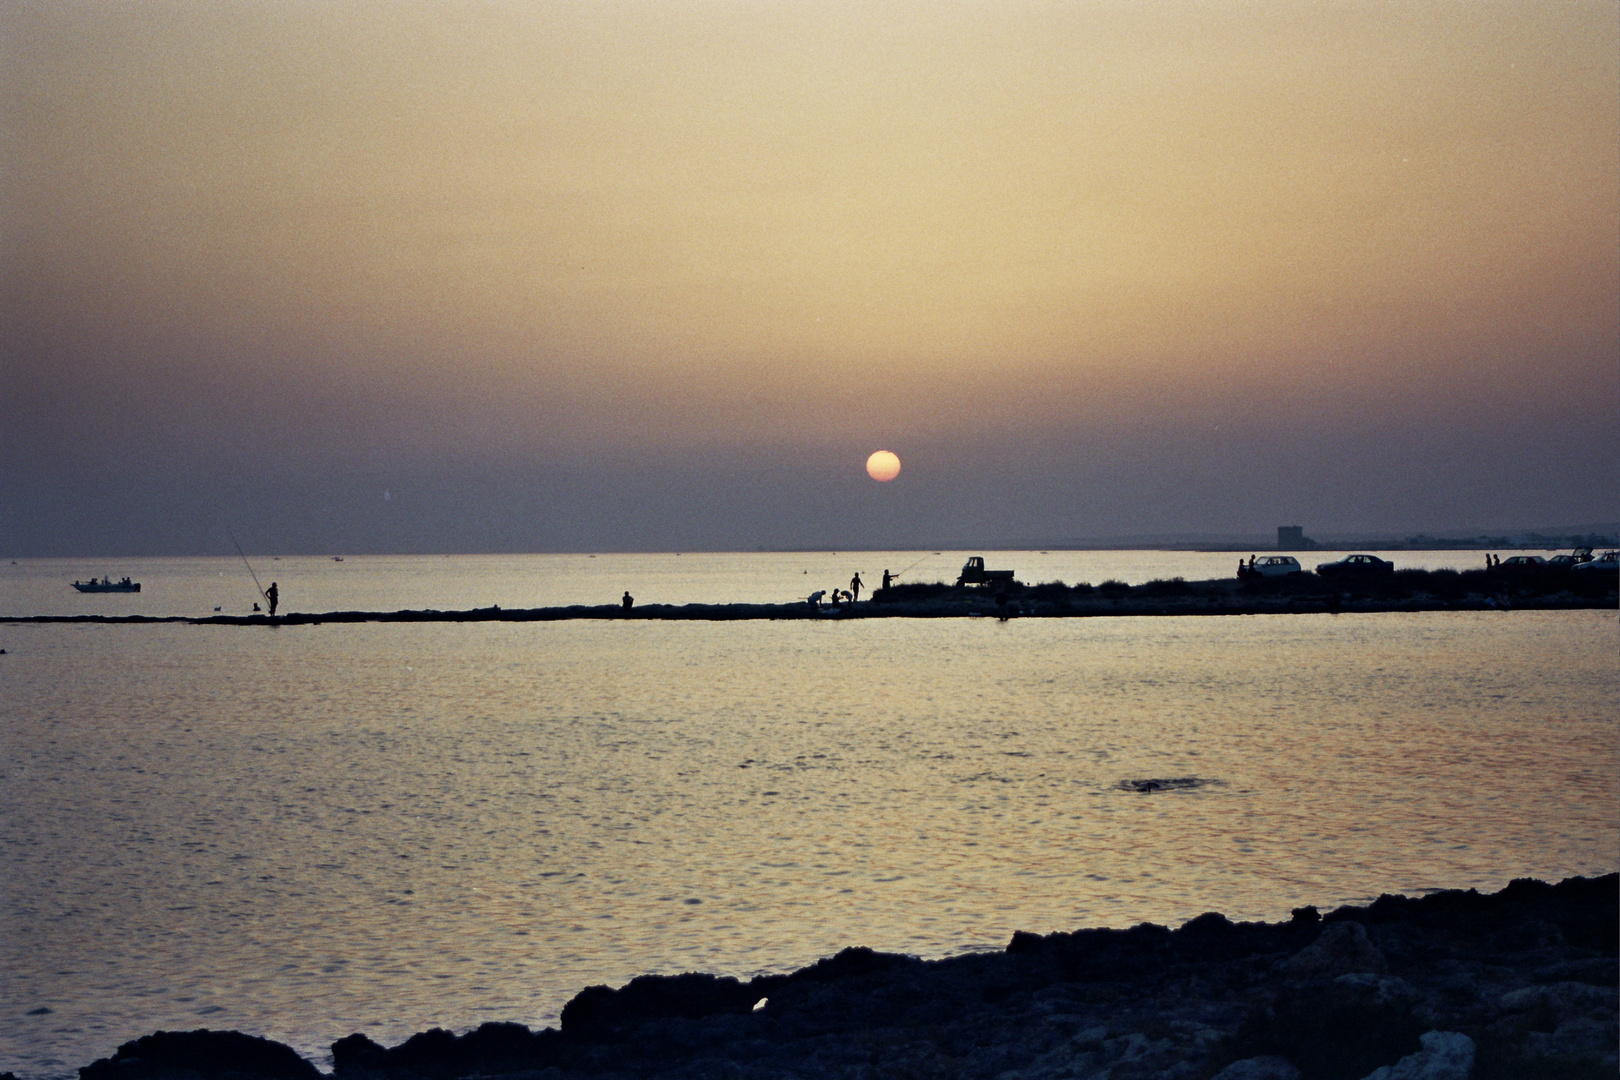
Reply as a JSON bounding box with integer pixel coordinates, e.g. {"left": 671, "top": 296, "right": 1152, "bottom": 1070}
{"left": 266, "top": 582, "right": 279, "bottom": 616}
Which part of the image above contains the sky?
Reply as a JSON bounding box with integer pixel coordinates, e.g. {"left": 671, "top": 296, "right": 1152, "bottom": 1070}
{"left": 3, "top": 0, "right": 1616, "bottom": 556}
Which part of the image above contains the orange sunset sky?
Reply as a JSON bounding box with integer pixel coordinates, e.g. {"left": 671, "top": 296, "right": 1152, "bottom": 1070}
{"left": 3, "top": 1, "right": 1616, "bottom": 555}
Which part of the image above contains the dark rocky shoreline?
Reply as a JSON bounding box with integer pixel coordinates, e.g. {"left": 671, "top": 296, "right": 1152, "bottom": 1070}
{"left": 8, "top": 568, "right": 1617, "bottom": 626}
{"left": 59, "top": 874, "right": 1616, "bottom": 1080}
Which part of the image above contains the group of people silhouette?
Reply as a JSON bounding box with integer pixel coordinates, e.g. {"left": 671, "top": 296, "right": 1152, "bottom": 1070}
{"left": 807, "top": 569, "right": 900, "bottom": 609}
{"left": 622, "top": 568, "right": 905, "bottom": 614}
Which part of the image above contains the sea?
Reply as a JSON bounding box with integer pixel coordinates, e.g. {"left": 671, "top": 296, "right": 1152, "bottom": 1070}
{"left": 2, "top": 551, "right": 1615, "bottom": 1078}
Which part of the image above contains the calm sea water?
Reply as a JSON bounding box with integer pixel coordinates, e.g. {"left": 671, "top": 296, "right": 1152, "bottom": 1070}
{"left": 2, "top": 553, "right": 1615, "bottom": 1078}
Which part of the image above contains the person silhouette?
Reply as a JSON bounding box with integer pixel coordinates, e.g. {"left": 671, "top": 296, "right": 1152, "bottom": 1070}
{"left": 266, "top": 582, "right": 279, "bottom": 616}
{"left": 849, "top": 572, "right": 863, "bottom": 603}
{"left": 622, "top": 591, "right": 634, "bottom": 611}
{"left": 881, "top": 569, "right": 894, "bottom": 590}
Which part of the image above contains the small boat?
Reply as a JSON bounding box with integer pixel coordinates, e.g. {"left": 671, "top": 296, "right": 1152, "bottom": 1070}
{"left": 72, "top": 577, "right": 141, "bottom": 593}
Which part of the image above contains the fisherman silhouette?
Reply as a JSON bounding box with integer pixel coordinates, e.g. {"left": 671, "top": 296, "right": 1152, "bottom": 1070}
{"left": 849, "top": 572, "right": 863, "bottom": 603}
{"left": 266, "top": 582, "right": 278, "bottom": 616}
{"left": 882, "top": 569, "right": 894, "bottom": 590}
{"left": 622, "top": 591, "right": 634, "bottom": 611}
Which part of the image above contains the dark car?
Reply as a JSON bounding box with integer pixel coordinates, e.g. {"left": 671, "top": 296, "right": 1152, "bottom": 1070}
{"left": 1497, "top": 555, "right": 1546, "bottom": 571}
{"left": 1315, "top": 553, "right": 1394, "bottom": 577}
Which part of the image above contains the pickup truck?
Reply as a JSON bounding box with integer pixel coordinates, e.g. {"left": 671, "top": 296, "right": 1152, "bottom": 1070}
{"left": 955, "top": 556, "right": 1015, "bottom": 586}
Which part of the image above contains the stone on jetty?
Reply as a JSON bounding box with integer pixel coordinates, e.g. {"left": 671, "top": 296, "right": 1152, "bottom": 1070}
{"left": 1356, "top": 1030, "right": 1474, "bottom": 1080}
{"left": 1279, "top": 919, "right": 1388, "bottom": 979}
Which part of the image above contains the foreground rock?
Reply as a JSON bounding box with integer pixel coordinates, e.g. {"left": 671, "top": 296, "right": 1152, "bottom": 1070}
{"left": 70, "top": 874, "right": 1615, "bottom": 1080}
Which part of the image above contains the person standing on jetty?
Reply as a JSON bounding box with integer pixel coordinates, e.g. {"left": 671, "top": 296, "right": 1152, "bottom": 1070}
{"left": 849, "top": 572, "right": 863, "bottom": 603}
{"left": 266, "top": 582, "right": 278, "bottom": 616}
{"left": 881, "top": 569, "right": 894, "bottom": 590}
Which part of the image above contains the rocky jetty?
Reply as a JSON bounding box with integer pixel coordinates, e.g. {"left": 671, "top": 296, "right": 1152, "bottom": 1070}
{"left": 9, "top": 567, "right": 1616, "bottom": 626}
{"left": 64, "top": 874, "right": 1616, "bottom": 1080}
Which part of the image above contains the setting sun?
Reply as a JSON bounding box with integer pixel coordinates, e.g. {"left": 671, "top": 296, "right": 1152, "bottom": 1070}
{"left": 866, "top": 450, "right": 901, "bottom": 482}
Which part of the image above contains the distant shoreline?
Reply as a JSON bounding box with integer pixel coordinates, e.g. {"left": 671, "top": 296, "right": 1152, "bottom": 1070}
{"left": 6, "top": 571, "right": 1615, "bottom": 625}
{"left": 11, "top": 533, "right": 1617, "bottom": 561}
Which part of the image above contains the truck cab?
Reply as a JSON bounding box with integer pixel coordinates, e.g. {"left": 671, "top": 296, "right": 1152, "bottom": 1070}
{"left": 956, "top": 556, "right": 1015, "bottom": 586}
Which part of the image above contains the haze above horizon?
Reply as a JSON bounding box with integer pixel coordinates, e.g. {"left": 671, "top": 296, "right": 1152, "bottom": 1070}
{"left": 4, "top": 1, "right": 1616, "bottom": 558}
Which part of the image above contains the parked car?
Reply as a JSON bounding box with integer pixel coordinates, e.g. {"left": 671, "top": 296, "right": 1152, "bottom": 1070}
{"left": 1497, "top": 555, "right": 1546, "bottom": 570}
{"left": 1572, "top": 551, "right": 1619, "bottom": 574}
{"left": 1315, "top": 553, "right": 1394, "bottom": 577}
{"left": 1544, "top": 555, "right": 1582, "bottom": 570}
{"left": 1244, "top": 555, "right": 1303, "bottom": 578}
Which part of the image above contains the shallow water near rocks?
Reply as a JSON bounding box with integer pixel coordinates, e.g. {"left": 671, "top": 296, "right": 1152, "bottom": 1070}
{"left": 1, "top": 555, "right": 1615, "bottom": 1078}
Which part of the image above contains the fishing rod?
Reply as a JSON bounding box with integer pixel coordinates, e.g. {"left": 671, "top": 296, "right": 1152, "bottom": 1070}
{"left": 226, "top": 525, "right": 268, "bottom": 605}
{"left": 889, "top": 552, "right": 936, "bottom": 580}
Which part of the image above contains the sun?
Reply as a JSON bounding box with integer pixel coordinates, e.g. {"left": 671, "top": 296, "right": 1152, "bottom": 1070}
{"left": 865, "top": 450, "right": 901, "bottom": 482}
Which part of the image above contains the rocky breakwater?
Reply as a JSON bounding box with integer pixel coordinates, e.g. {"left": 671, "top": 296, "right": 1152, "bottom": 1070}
{"left": 9, "top": 566, "right": 1614, "bottom": 627}
{"left": 63, "top": 874, "right": 1615, "bottom": 1080}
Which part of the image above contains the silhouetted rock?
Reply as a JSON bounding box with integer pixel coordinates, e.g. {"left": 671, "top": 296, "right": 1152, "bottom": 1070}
{"left": 67, "top": 875, "right": 1616, "bottom": 1079}
{"left": 1280, "top": 920, "right": 1388, "bottom": 979}
{"left": 78, "top": 1029, "right": 322, "bottom": 1080}
{"left": 1212, "top": 1056, "right": 1301, "bottom": 1080}
{"left": 1358, "top": 1030, "right": 1474, "bottom": 1080}
{"left": 1231, "top": 977, "right": 1427, "bottom": 1078}
{"left": 560, "top": 973, "right": 757, "bottom": 1041}
{"left": 331, "top": 1023, "right": 564, "bottom": 1079}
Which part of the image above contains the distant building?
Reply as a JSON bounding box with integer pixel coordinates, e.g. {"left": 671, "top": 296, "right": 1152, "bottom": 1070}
{"left": 1277, "top": 525, "right": 1317, "bottom": 551}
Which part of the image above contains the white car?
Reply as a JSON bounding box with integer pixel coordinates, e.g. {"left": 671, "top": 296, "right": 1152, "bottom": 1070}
{"left": 1246, "top": 555, "right": 1303, "bottom": 578}
{"left": 1573, "top": 551, "right": 1619, "bottom": 574}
